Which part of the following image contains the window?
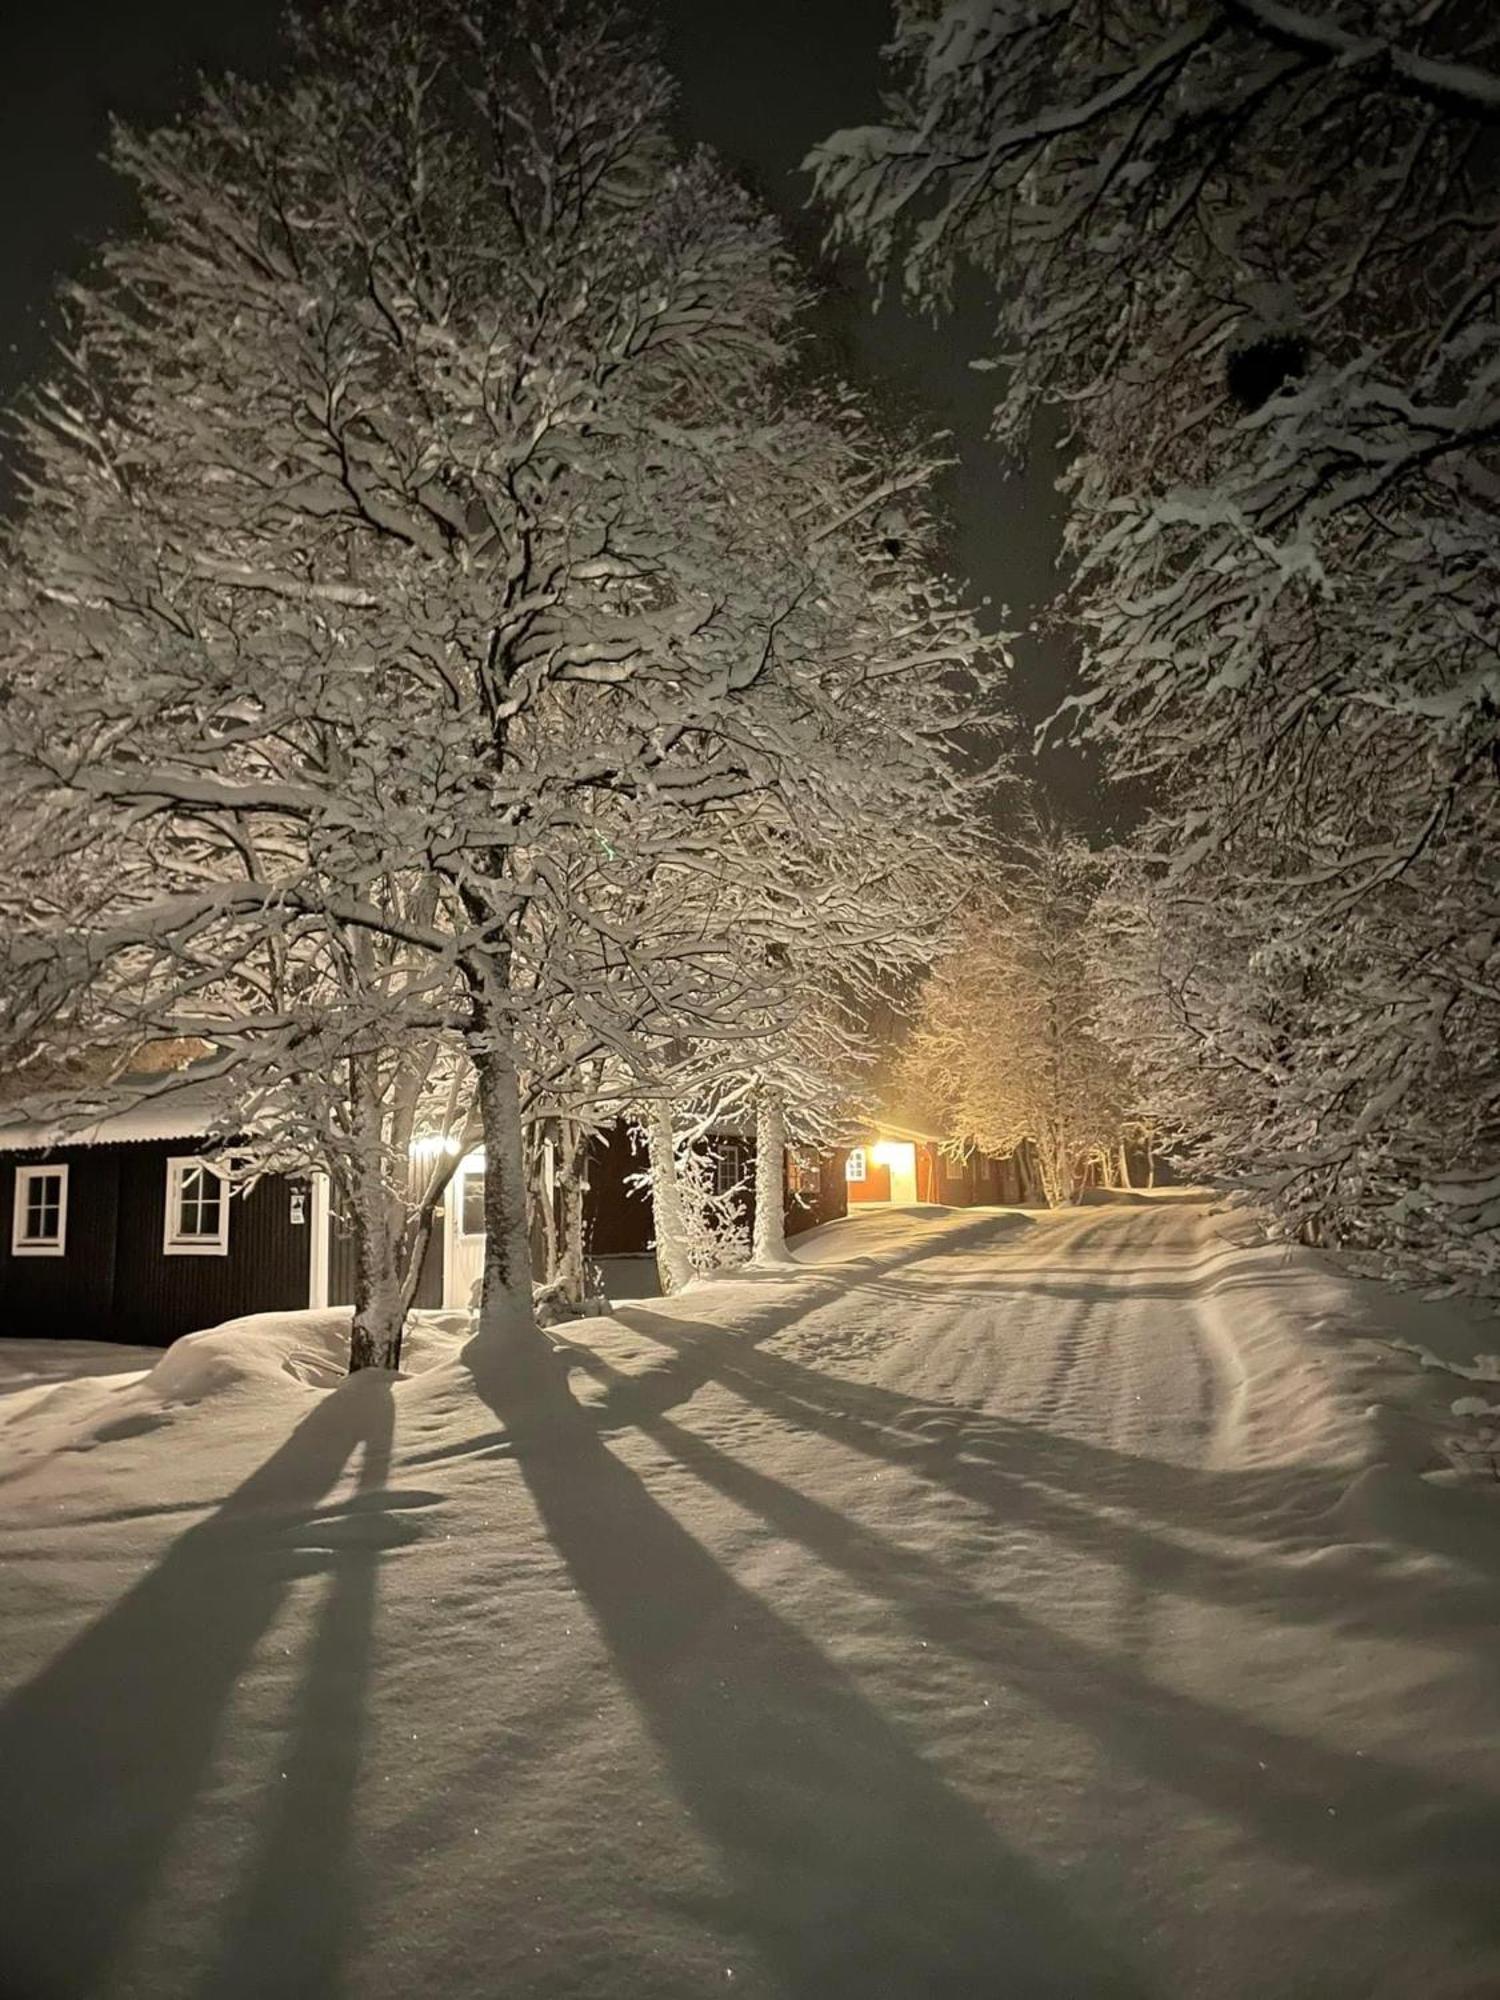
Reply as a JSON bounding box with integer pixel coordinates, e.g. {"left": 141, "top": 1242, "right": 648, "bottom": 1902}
{"left": 13, "top": 1165, "right": 68, "bottom": 1256}
{"left": 459, "top": 1169, "right": 487, "bottom": 1237}
{"left": 845, "top": 1147, "right": 867, "bottom": 1184}
{"left": 164, "top": 1157, "right": 230, "bottom": 1255}
{"left": 712, "top": 1138, "right": 747, "bottom": 1198}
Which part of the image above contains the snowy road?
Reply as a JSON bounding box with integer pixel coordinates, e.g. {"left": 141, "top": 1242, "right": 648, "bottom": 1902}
{"left": 1, "top": 1197, "right": 1498, "bottom": 1998}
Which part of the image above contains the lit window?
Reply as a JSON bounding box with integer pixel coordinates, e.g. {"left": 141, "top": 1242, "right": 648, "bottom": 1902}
{"left": 163, "top": 1157, "right": 230, "bottom": 1256}
{"left": 13, "top": 1165, "right": 68, "bottom": 1256}
{"left": 459, "top": 1169, "right": 487, "bottom": 1237}
{"left": 845, "top": 1147, "right": 867, "bottom": 1184}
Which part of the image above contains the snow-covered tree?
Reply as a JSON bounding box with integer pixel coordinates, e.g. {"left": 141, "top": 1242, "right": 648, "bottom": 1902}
{"left": 1, "top": 1, "right": 1001, "bottom": 1367}
{"left": 640, "top": 992, "right": 874, "bottom": 1283}
{"left": 899, "top": 831, "right": 1134, "bottom": 1206}
{"left": 632, "top": 786, "right": 992, "bottom": 1278}
{"left": 814, "top": 1, "right": 1500, "bottom": 1281}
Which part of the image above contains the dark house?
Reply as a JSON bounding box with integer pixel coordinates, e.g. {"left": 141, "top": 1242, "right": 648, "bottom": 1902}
{"left": 0, "top": 1086, "right": 316, "bottom": 1348}
{"left": 390, "top": 1122, "right": 848, "bottom": 1312}
{"left": 0, "top": 1091, "right": 848, "bottom": 1345}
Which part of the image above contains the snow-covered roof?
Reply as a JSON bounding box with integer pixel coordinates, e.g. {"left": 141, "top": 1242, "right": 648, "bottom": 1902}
{"left": 0, "top": 1074, "right": 234, "bottom": 1154}
{"left": 859, "top": 1115, "right": 948, "bottom": 1146}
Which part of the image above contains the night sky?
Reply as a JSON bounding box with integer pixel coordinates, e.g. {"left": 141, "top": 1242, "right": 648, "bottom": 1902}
{"left": 0, "top": 0, "right": 1115, "bottom": 827}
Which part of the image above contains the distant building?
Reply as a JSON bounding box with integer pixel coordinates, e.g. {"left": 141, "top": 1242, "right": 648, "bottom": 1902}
{"left": 842, "top": 1117, "right": 1021, "bottom": 1210}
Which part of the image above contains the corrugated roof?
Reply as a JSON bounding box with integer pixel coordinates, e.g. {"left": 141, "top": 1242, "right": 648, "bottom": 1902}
{"left": 0, "top": 1073, "right": 234, "bottom": 1154}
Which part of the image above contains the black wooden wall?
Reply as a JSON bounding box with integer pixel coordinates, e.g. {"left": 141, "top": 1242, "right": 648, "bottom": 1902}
{"left": 0, "top": 1147, "right": 120, "bottom": 1337}
{"left": 785, "top": 1150, "right": 849, "bottom": 1237}
{"left": 0, "top": 1140, "right": 312, "bottom": 1347}
{"left": 585, "top": 1124, "right": 654, "bottom": 1256}
{"left": 324, "top": 1183, "right": 444, "bottom": 1311}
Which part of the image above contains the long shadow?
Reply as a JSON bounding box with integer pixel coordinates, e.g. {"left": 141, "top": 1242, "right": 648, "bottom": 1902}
{"left": 465, "top": 1338, "right": 1146, "bottom": 1998}
{"left": 399, "top": 1212, "right": 1017, "bottom": 1481}
{"left": 823, "top": 1267, "right": 1310, "bottom": 1305}
{"left": 586, "top": 1310, "right": 1500, "bottom": 1645}
{"left": 624, "top": 1398, "right": 1500, "bottom": 1952}
{"left": 0, "top": 1374, "right": 394, "bottom": 2000}
{"left": 190, "top": 1390, "right": 403, "bottom": 2000}
{"left": 800, "top": 1209, "right": 1040, "bottom": 1255}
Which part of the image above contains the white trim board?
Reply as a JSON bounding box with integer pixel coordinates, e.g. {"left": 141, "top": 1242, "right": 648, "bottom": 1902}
{"left": 11, "top": 1162, "right": 69, "bottom": 1257}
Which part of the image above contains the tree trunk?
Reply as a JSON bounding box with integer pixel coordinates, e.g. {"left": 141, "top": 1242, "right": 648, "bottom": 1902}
{"left": 557, "top": 1118, "right": 589, "bottom": 1306}
{"left": 646, "top": 1099, "right": 695, "bottom": 1294}
{"left": 1039, "top": 1124, "right": 1072, "bottom": 1208}
{"left": 1117, "top": 1140, "right": 1133, "bottom": 1191}
{"left": 469, "top": 1003, "right": 541, "bottom": 1359}
{"left": 400, "top": 1141, "right": 464, "bottom": 1320}
{"left": 396, "top": 1197, "right": 439, "bottom": 1324}
{"left": 346, "top": 1052, "right": 406, "bottom": 1374}
{"left": 751, "top": 1089, "right": 793, "bottom": 1265}
{"left": 533, "top": 1124, "right": 560, "bottom": 1288}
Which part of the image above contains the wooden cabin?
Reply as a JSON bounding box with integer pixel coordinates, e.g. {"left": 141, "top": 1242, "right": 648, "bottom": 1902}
{"left": 0, "top": 1084, "right": 319, "bottom": 1348}
{"left": 0, "top": 1091, "right": 847, "bottom": 1345}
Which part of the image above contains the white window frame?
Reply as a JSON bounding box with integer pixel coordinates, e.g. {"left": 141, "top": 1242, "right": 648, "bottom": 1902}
{"left": 845, "top": 1146, "right": 867, "bottom": 1185}
{"left": 712, "top": 1137, "right": 748, "bottom": 1198}
{"left": 163, "top": 1156, "right": 231, "bottom": 1257}
{"left": 455, "top": 1158, "right": 487, "bottom": 1239}
{"left": 12, "top": 1163, "right": 69, "bottom": 1257}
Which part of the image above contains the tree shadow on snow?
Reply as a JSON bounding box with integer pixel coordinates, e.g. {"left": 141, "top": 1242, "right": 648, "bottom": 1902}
{"left": 570, "top": 1309, "right": 1500, "bottom": 1958}
{"left": 0, "top": 1373, "right": 398, "bottom": 2000}
{"left": 615, "top": 1394, "right": 1500, "bottom": 1954}
{"left": 465, "top": 1338, "right": 1146, "bottom": 1999}
{"left": 596, "top": 1305, "right": 1500, "bottom": 1623}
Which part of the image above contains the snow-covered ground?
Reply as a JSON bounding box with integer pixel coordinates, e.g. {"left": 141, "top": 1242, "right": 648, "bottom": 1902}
{"left": 1, "top": 1195, "right": 1498, "bottom": 1998}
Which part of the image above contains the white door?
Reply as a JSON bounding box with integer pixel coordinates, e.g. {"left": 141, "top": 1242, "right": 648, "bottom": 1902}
{"left": 886, "top": 1141, "right": 918, "bottom": 1206}
{"left": 445, "top": 1151, "right": 487, "bottom": 1308}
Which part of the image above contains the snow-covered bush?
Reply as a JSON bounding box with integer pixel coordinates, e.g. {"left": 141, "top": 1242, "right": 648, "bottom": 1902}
{"left": 673, "top": 1141, "right": 752, "bottom": 1281}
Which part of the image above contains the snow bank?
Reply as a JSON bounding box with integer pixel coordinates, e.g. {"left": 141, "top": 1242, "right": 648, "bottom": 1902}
{"left": 144, "top": 1308, "right": 357, "bottom": 1401}
{"left": 1293, "top": 1259, "right": 1500, "bottom": 1490}
{"left": 1075, "top": 1184, "right": 1213, "bottom": 1206}
{"left": 0, "top": 1309, "right": 472, "bottom": 1473}
{"left": 144, "top": 1306, "right": 471, "bottom": 1405}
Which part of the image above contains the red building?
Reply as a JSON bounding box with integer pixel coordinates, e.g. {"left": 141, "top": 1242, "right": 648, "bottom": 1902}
{"left": 842, "top": 1118, "right": 1021, "bottom": 1210}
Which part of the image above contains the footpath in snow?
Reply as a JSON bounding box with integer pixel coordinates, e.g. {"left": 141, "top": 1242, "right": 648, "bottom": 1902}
{"left": 0, "top": 1194, "right": 1498, "bottom": 1998}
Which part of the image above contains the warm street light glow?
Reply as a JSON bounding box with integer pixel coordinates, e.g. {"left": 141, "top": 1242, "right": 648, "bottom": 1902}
{"left": 410, "top": 1135, "right": 461, "bottom": 1160}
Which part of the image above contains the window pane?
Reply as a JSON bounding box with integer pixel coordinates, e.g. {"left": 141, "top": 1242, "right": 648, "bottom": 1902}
{"left": 177, "top": 1165, "right": 222, "bottom": 1238}
{"left": 22, "top": 1174, "right": 63, "bottom": 1241}
{"left": 461, "top": 1173, "right": 486, "bottom": 1236}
